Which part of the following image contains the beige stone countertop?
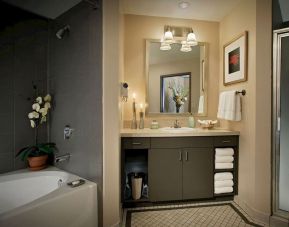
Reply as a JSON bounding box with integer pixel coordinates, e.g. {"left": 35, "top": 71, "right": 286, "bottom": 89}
{"left": 121, "top": 127, "right": 240, "bottom": 137}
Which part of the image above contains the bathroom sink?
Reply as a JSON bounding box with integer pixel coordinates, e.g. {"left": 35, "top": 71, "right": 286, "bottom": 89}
{"left": 160, "top": 127, "right": 197, "bottom": 132}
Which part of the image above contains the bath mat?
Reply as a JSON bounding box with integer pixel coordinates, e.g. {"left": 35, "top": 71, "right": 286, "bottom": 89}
{"left": 125, "top": 203, "right": 263, "bottom": 227}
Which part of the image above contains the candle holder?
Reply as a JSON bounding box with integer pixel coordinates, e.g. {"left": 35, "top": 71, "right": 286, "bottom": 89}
{"left": 139, "top": 112, "right": 144, "bottom": 129}
{"left": 131, "top": 100, "right": 137, "bottom": 129}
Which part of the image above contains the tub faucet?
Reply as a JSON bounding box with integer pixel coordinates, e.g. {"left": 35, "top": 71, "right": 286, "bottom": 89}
{"left": 54, "top": 153, "right": 71, "bottom": 164}
{"left": 173, "top": 120, "right": 181, "bottom": 128}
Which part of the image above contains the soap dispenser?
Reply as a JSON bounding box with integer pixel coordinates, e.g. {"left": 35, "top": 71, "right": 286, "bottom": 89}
{"left": 188, "top": 114, "right": 195, "bottom": 128}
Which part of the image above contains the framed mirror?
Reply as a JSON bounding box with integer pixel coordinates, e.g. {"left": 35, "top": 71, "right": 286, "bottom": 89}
{"left": 145, "top": 39, "right": 208, "bottom": 116}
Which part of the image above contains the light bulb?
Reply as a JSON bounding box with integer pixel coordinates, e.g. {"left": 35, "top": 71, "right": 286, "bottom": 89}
{"left": 180, "top": 41, "right": 192, "bottom": 52}
{"left": 187, "top": 31, "right": 198, "bottom": 46}
{"left": 160, "top": 42, "right": 171, "bottom": 51}
{"left": 163, "top": 30, "right": 174, "bottom": 44}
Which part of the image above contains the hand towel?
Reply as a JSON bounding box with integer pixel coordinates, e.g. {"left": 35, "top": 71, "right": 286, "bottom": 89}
{"left": 214, "top": 187, "right": 233, "bottom": 194}
{"left": 215, "top": 155, "right": 234, "bottom": 163}
{"left": 215, "top": 148, "right": 234, "bottom": 156}
{"left": 214, "top": 172, "right": 233, "bottom": 181}
{"left": 214, "top": 180, "right": 234, "bottom": 188}
{"left": 215, "top": 163, "right": 234, "bottom": 169}
{"left": 217, "top": 90, "right": 241, "bottom": 121}
{"left": 198, "top": 95, "right": 204, "bottom": 114}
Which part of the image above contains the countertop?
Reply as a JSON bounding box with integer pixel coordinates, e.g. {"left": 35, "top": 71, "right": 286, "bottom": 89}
{"left": 121, "top": 128, "right": 240, "bottom": 137}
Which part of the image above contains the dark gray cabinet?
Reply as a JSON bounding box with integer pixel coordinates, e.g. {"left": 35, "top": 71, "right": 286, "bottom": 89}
{"left": 149, "top": 148, "right": 182, "bottom": 201}
{"left": 182, "top": 148, "right": 214, "bottom": 200}
{"left": 149, "top": 147, "right": 214, "bottom": 202}
{"left": 121, "top": 135, "right": 239, "bottom": 205}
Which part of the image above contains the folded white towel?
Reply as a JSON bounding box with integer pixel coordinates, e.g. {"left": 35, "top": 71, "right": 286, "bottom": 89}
{"left": 215, "top": 155, "right": 234, "bottom": 163}
{"left": 198, "top": 95, "right": 204, "bottom": 114}
{"left": 214, "top": 187, "right": 233, "bottom": 194}
{"left": 214, "top": 172, "right": 233, "bottom": 181}
{"left": 214, "top": 180, "right": 234, "bottom": 188}
{"left": 215, "top": 148, "right": 234, "bottom": 156}
{"left": 215, "top": 163, "right": 234, "bottom": 169}
{"left": 217, "top": 90, "right": 241, "bottom": 121}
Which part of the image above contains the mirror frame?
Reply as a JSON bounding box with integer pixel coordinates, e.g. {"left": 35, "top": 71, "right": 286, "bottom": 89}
{"left": 145, "top": 39, "right": 208, "bottom": 117}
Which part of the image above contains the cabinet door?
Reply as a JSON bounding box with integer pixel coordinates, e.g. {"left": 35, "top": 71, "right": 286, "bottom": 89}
{"left": 148, "top": 148, "right": 182, "bottom": 201}
{"left": 182, "top": 148, "right": 214, "bottom": 200}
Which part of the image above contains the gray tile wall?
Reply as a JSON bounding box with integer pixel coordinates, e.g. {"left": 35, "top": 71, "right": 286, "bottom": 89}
{"left": 0, "top": 20, "right": 48, "bottom": 173}
{"left": 49, "top": 3, "right": 103, "bottom": 225}
{"left": 49, "top": 2, "right": 103, "bottom": 186}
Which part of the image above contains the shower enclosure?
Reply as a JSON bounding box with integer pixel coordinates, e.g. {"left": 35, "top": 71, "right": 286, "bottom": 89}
{"left": 272, "top": 27, "right": 289, "bottom": 222}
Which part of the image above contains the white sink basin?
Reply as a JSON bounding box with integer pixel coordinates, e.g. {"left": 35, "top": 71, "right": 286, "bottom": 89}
{"left": 160, "top": 127, "right": 197, "bottom": 132}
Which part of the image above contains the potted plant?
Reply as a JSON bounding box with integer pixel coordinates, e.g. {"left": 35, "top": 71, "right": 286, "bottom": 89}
{"left": 16, "top": 94, "right": 57, "bottom": 170}
{"left": 168, "top": 81, "right": 189, "bottom": 113}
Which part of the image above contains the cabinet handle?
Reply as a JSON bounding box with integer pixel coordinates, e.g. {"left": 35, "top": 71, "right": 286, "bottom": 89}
{"left": 132, "top": 142, "right": 142, "bottom": 145}
{"left": 179, "top": 151, "right": 182, "bottom": 161}
{"left": 185, "top": 151, "right": 188, "bottom": 161}
{"left": 222, "top": 140, "right": 231, "bottom": 143}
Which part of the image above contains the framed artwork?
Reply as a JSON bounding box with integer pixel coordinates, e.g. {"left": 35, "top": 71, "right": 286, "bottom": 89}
{"left": 160, "top": 72, "right": 191, "bottom": 113}
{"left": 223, "top": 31, "right": 248, "bottom": 85}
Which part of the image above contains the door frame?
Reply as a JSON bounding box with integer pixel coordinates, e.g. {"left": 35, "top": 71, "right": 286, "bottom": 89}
{"left": 272, "top": 27, "right": 289, "bottom": 219}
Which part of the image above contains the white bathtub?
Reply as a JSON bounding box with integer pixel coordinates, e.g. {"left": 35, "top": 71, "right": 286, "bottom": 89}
{"left": 0, "top": 167, "right": 98, "bottom": 227}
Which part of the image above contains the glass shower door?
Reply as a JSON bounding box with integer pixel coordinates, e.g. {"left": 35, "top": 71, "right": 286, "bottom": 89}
{"left": 273, "top": 28, "right": 289, "bottom": 218}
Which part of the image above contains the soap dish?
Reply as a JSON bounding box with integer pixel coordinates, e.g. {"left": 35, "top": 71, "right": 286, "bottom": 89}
{"left": 198, "top": 120, "right": 218, "bottom": 129}
{"left": 67, "top": 179, "right": 86, "bottom": 188}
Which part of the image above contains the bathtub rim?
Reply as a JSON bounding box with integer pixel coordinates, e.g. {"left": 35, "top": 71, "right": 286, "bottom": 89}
{"left": 0, "top": 166, "right": 97, "bottom": 219}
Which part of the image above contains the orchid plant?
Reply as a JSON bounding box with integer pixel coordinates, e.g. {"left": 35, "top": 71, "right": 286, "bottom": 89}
{"left": 28, "top": 94, "right": 52, "bottom": 129}
{"left": 168, "top": 80, "right": 188, "bottom": 113}
{"left": 16, "top": 94, "right": 57, "bottom": 161}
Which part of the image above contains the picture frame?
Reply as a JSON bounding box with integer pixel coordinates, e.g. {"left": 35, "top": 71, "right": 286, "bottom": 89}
{"left": 223, "top": 31, "right": 248, "bottom": 85}
{"left": 160, "top": 72, "right": 191, "bottom": 113}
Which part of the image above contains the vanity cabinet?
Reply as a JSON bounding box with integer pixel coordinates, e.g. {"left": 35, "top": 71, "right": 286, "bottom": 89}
{"left": 182, "top": 148, "right": 214, "bottom": 200}
{"left": 149, "top": 148, "right": 183, "bottom": 201}
{"left": 149, "top": 147, "right": 213, "bottom": 201}
{"left": 121, "top": 134, "right": 239, "bottom": 206}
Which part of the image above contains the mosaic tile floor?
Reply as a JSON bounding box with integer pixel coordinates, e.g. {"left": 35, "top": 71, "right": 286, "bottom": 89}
{"left": 123, "top": 201, "right": 265, "bottom": 227}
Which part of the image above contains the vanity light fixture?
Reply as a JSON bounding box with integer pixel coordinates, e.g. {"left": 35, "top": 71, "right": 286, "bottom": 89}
{"left": 160, "top": 25, "right": 197, "bottom": 52}
{"left": 186, "top": 29, "right": 198, "bottom": 46}
{"left": 163, "top": 26, "right": 174, "bottom": 44}
{"left": 160, "top": 42, "right": 171, "bottom": 51}
{"left": 180, "top": 41, "right": 192, "bottom": 52}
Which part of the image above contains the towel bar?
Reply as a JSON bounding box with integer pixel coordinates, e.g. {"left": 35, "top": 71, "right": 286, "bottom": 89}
{"left": 235, "top": 90, "right": 246, "bottom": 96}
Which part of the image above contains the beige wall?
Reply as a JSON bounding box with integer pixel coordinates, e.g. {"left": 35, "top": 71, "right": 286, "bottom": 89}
{"left": 123, "top": 15, "right": 219, "bottom": 126}
{"left": 103, "top": 0, "right": 123, "bottom": 226}
{"left": 219, "top": 0, "right": 271, "bottom": 224}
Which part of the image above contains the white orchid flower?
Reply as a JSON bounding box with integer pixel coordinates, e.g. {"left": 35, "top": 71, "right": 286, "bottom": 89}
{"left": 36, "top": 97, "right": 43, "bottom": 104}
{"left": 28, "top": 112, "right": 35, "bottom": 119}
{"left": 44, "top": 102, "right": 51, "bottom": 109}
{"left": 32, "top": 103, "right": 40, "bottom": 112}
{"left": 39, "top": 108, "right": 48, "bottom": 116}
{"left": 44, "top": 94, "right": 51, "bottom": 102}
{"left": 41, "top": 116, "right": 46, "bottom": 123}
{"left": 30, "top": 120, "right": 35, "bottom": 128}
{"left": 32, "top": 111, "right": 39, "bottom": 118}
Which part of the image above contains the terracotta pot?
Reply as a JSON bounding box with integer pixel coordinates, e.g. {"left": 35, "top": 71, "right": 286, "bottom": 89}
{"left": 28, "top": 155, "right": 48, "bottom": 171}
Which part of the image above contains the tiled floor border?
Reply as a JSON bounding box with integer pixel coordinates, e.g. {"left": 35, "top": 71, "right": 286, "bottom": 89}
{"left": 124, "top": 202, "right": 264, "bottom": 227}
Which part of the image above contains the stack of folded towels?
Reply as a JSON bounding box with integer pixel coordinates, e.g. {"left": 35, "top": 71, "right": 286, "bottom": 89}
{"left": 214, "top": 172, "right": 234, "bottom": 194}
{"left": 215, "top": 148, "right": 234, "bottom": 169}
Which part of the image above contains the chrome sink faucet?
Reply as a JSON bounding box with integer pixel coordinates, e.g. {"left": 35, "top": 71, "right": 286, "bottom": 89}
{"left": 173, "top": 120, "right": 181, "bottom": 128}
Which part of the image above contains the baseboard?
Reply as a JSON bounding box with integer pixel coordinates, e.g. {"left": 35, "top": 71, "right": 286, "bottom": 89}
{"left": 270, "top": 215, "right": 289, "bottom": 227}
{"left": 234, "top": 196, "right": 270, "bottom": 226}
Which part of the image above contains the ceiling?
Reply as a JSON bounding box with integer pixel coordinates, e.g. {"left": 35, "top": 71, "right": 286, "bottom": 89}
{"left": 121, "top": 0, "right": 243, "bottom": 22}
{"left": 3, "top": 0, "right": 82, "bottom": 19}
